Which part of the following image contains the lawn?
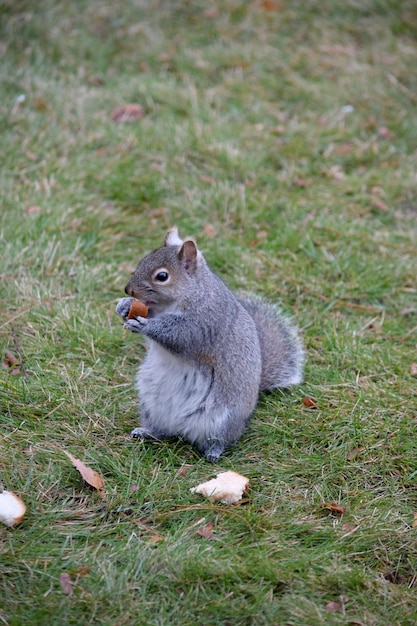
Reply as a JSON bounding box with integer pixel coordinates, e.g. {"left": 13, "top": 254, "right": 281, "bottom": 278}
{"left": 1, "top": 1, "right": 417, "bottom": 624}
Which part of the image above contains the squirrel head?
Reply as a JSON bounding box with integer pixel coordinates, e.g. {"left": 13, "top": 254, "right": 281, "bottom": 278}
{"left": 124, "top": 227, "right": 204, "bottom": 315}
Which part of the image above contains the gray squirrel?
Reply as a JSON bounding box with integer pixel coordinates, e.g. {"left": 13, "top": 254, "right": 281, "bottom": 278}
{"left": 116, "top": 227, "right": 304, "bottom": 462}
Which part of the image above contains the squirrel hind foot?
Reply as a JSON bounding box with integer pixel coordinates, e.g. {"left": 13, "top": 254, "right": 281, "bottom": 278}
{"left": 131, "top": 427, "right": 164, "bottom": 441}
{"left": 201, "top": 440, "right": 227, "bottom": 463}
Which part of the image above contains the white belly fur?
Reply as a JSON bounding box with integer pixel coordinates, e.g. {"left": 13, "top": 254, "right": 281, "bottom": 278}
{"left": 137, "top": 341, "right": 215, "bottom": 443}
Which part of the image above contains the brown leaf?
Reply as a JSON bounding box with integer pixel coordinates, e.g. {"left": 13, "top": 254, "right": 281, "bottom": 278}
{"left": 111, "top": 104, "right": 144, "bottom": 123}
{"left": 261, "top": 0, "right": 284, "bottom": 10}
{"left": 411, "top": 513, "right": 417, "bottom": 528}
{"left": 2, "top": 351, "right": 21, "bottom": 375}
{"left": 302, "top": 396, "right": 318, "bottom": 409}
{"left": 410, "top": 363, "right": 417, "bottom": 376}
{"left": 204, "top": 8, "right": 219, "bottom": 18}
{"left": 197, "top": 522, "right": 216, "bottom": 540}
{"left": 59, "top": 572, "right": 73, "bottom": 595}
{"left": 199, "top": 175, "right": 216, "bottom": 184}
{"left": 175, "top": 464, "right": 194, "bottom": 478}
{"left": 26, "top": 205, "right": 41, "bottom": 215}
{"left": 371, "top": 196, "right": 389, "bottom": 212}
{"left": 147, "top": 533, "right": 166, "bottom": 543}
{"left": 325, "top": 596, "right": 346, "bottom": 613}
{"left": 293, "top": 176, "right": 308, "bottom": 188}
{"left": 378, "top": 126, "right": 395, "bottom": 139}
{"left": 347, "top": 446, "right": 364, "bottom": 461}
{"left": 203, "top": 223, "right": 216, "bottom": 238}
{"left": 321, "top": 501, "right": 345, "bottom": 515}
{"left": 4, "top": 351, "right": 19, "bottom": 367}
{"left": 63, "top": 451, "right": 105, "bottom": 492}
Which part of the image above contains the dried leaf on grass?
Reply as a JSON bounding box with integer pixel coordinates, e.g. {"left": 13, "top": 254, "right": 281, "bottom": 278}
{"left": 0, "top": 490, "right": 26, "bottom": 527}
{"left": 325, "top": 595, "right": 347, "bottom": 613}
{"left": 111, "top": 104, "right": 144, "bottom": 123}
{"left": 302, "top": 396, "right": 318, "bottom": 409}
{"left": 347, "top": 446, "right": 364, "bottom": 461}
{"left": 410, "top": 363, "right": 417, "bottom": 376}
{"left": 175, "top": 464, "right": 194, "bottom": 478}
{"left": 321, "top": 501, "right": 345, "bottom": 515}
{"left": 147, "top": 533, "right": 166, "bottom": 544}
{"left": 261, "top": 0, "right": 284, "bottom": 10}
{"left": 59, "top": 572, "right": 73, "bottom": 595}
{"left": 203, "top": 223, "right": 217, "bottom": 238}
{"left": 196, "top": 521, "right": 217, "bottom": 540}
{"left": 63, "top": 451, "right": 105, "bottom": 493}
{"left": 2, "top": 351, "right": 21, "bottom": 375}
{"left": 191, "top": 470, "right": 249, "bottom": 504}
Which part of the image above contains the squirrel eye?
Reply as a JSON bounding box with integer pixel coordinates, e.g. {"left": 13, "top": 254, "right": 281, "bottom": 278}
{"left": 155, "top": 271, "right": 169, "bottom": 282}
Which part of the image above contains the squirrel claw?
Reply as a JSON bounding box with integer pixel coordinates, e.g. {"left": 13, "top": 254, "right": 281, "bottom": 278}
{"left": 124, "top": 318, "right": 147, "bottom": 333}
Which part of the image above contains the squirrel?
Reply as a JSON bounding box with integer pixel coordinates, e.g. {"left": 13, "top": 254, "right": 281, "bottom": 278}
{"left": 116, "top": 227, "right": 304, "bottom": 462}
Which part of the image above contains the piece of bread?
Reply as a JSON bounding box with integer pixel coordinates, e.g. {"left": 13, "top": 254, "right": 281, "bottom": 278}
{"left": 127, "top": 300, "right": 148, "bottom": 319}
{"left": 0, "top": 490, "right": 26, "bottom": 527}
{"left": 190, "top": 471, "right": 250, "bottom": 504}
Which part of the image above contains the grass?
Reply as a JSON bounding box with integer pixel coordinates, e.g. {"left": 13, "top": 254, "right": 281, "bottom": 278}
{"left": 1, "top": 0, "right": 417, "bottom": 624}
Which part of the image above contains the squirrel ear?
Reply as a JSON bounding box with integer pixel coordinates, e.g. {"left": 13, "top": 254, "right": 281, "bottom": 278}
{"left": 179, "top": 238, "right": 199, "bottom": 273}
{"left": 165, "top": 227, "right": 184, "bottom": 247}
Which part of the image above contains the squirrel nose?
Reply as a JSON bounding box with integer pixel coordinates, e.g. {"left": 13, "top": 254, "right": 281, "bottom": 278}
{"left": 125, "top": 283, "right": 133, "bottom": 296}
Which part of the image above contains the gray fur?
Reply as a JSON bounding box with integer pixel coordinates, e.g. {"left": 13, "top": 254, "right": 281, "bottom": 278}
{"left": 116, "top": 228, "right": 303, "bottom": 461}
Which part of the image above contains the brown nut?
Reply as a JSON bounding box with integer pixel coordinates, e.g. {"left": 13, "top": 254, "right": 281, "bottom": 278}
{"left": 127, "top": 300, "right": 148, "bottom": 319}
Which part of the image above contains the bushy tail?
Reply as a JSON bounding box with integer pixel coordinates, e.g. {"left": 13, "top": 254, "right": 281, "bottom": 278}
{"left": 239, "top": 296, "right": 304, "bottom": 391}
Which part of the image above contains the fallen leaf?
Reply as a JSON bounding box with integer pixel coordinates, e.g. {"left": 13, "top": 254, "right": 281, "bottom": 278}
{"left": 203, "top": 223, "right": 216, "bottom": 238}
{"left": 371, "top": 196, "right": 389, "bottom": 212}
{"left": 59, "top": 572, "right": 72, "bottom": 595}
{"left": 321, "top": 501, "right": 345, "bottom": 515}
{"left": 412, "top": 513, "right": 417, "bottom": 528}
{"left": 147, "top": 534, "right": 166, "bottom": 543}
{"left": 26, "top": 205, "right": 41, "bottom": 215}
{"left": 302, "top": 396, "right": 318, "bottom": 409}
{"left": 34, "top": 97, "right": 47, "bottom": 111}
{"left": 347, "top": 446, "right": 364, "bottom": 461}
{"left": 325, "top": 596, "right": 346, "bottom": 613}
{"left": 378, "top": 126, "right": 395, "bottom": 139}
{"left": 191, "top": 471, "right": 249, "bottom": 505}
{"left": 196, "top": 522, "right": 216, "bottom": 540}
{"left": 410, "top": 363, "right": 417, "bottom": 376}
{"left": 159, "top": 52, "right": 171, "bottom": 63}
{"left": 0, "top": 490, "right": 26, "bottom": 527}
{"left": 63, "top": 451, "right": 105, "bottom": 492}
{"left": 293, "top": 176, "right": 308, "bottom": 188}
{"left": 328, "top": 165, "right": 345, "bottom": 182}
{"left": 261, "top": 0, "right": 283, "bottom": 10}
{"left": 175, "top": 464, "right": 194, "bottom": 478}
{"left": 3, "top": 351, "right": 19, "bottom": 368}
{"left": 199, "top": 175, "right": 216, "bottom": 184}
{"left": 341, "top": 523, "right": 358, "bottom": 534}
{"left": 111, "top": 104, "right": 144, "bottom": 123}
{"left": 204, "top": 8, "right": 219, "bottom": 18}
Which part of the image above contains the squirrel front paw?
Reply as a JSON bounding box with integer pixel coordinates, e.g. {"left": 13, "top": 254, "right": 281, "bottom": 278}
{"left": 116, "top": 297, "right": 133, "bottom": 321}
{"left": 124, "top": 318, "right": 147, "bottom": 333}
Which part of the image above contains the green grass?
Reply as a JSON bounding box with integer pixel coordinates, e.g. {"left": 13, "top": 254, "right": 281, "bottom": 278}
{"left": 1, "top": 1, "right": 417, "bottom": 624}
